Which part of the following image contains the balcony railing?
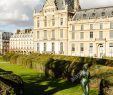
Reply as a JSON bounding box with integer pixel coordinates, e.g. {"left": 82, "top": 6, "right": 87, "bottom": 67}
{"left": 51, "top": 38, "right": 55, "bottom": 40}
{"left": 95, "top": 38, "right": 106, "bottom": 41}
{"left": 59, "top": 51, "right": 64, "bottom": 54}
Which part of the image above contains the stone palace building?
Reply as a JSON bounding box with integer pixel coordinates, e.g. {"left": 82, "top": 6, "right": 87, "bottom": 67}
{"left": 33, "top": 0, "right": 79, "bottom": 55}
{"left": 33, "top": 0, "right": 113, "bottom": 58}
{"left": 10, "top": 29, "right": 34, "bottom": 54}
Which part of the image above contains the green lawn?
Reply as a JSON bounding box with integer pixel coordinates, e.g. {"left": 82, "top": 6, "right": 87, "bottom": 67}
{"left": 0, "top": 62, "right": 98, "bottom": 95}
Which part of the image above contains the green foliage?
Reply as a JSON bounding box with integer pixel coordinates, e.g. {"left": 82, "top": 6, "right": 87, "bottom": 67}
{"left": 3, "top": 52, "right": 15, "bottom": 61}
{"left": 3, "top": 52, "right": 113, "bottom": 80}
{"left": 0, "top": 70, "right": 24, "bottom": 95}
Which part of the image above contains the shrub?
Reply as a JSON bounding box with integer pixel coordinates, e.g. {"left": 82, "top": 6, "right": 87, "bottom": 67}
{"left": 0, "top": 70, "right": 24, "bottom": 95}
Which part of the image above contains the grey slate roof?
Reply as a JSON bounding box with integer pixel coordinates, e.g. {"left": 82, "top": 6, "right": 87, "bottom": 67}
{"left": 73, "top": 6, "right": 113, "bottom": 20}
{"left": 55, "top": 0, "right": 74, "bottom": 11}
{"left": 55, "top": 0, "right": 65, "bottom": 10}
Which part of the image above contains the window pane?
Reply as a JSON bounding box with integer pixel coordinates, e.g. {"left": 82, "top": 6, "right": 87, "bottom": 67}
{"left": 37, "top": 43, "right": 39, "bottom": 51}
{"left": 100, "top": 23, "right": 103, "bottom": 29}
{"left": 37, "top": 31, "right": 39, "bottom": 39}
{"left": 72, "top": 32, "right": 75, "bottom": 39}
{"left": 72, "top": 25, "right": 75, "bottom": 31}
{"left": 44, "top": 16, "right": 47, "bottom": 27}
{"left": 81, "top": 24, "right": 84, "bottom": 30}
{"left": 89, "top": 43, "right": 93, "bottom": 53}
{"left": 72, "top": 43, "right": 75, "bottom": 51}
{"left": 44, "top": 43, "right": 46, "bottom": 51}
{"left": 110, "top": 22, "right": 113, "bottom": 29}
{"left": 52, "top": 43, "right": 55, "bottom": 52}
{"left": 44, "top": 30, "right": 47, "bottom": 39}
{"left": 99, "top": 31, "right": 103, "bottom": 39}
{"left": 90, "top": 24, "right": 93, "bottom": 30}
{"left": 80, "top": 32, "right": 84, "bottom": 39}
{"left": 110, "top": 31, "right": 113, "bottom": 38}
{"left": 37, "top": 17, "right": 40, "bottom": 27}
{"left": 60, "top": 42, "right": 63, "bottom": 51}
{"left": 80, "top": 43, "right": 84, "bottom": 52}
{"left": 109, "top": 43, "right": 113, "bottom": 47}
{"left": 90, "top": 32, "right": 93, "bottom": 38}
{"left": 52, "top": 30, "right": 55, "bottom": 39}
{"left": 60, "top": 18, "right": 63, "bottom": 25}
{"left": 52, "top": 15, "right": 55, "bottom": 26}
{"left": 60, "top": 29, "right": 63, "bottom": 38}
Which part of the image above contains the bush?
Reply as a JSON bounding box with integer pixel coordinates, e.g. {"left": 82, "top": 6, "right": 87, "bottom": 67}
{"left": 0, "top": 70, "right": 24, "bottom": 95}
{"left": 3, "top": 52, "right": 113, "bottom": 80}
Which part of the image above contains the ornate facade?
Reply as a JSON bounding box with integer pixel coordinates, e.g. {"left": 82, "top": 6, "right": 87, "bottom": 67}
{"left": 33, "top": 0, "right": 113, "bottom": 57}
{"left": 10, "top": 29, "right": 34, "bottom": 54}
{"left": 69, "top": 6, "right": 113, "bottom": 57}
{"left": 33, "top": 0, "right": 79, "bottom": 55}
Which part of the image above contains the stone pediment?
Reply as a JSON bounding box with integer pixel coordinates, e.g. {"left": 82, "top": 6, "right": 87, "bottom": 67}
{"left": 44, "top": 0, "right": 56, "bottom": 7}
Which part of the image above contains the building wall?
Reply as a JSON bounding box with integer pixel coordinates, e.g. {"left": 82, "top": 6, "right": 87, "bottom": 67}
{"left": 32, "top": 0, "right": 113, "bottom": 58}
{"left": 33, "top": 1, "right": 71, "bottom": 55}
{"left": 68, "top": 17, "right": 113, "bottom": 57}
{"left": 10, "top": 29, "right": 34, "bottom": 54}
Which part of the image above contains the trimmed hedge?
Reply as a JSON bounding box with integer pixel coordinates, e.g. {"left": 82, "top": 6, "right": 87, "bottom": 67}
{"left": 0, "top": 70, "right": 24, "bottom": 95}
{"left": 3, "top": 53, "right": 113, "bottom": 79}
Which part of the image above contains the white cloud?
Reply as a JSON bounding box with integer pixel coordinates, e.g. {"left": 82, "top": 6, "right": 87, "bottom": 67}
{"left": 80, "top": 0, "right": 113, "bottom": 9}
{"left": 0, "top": 0, "right": 44, "bottom": 28}
{"left": 1, "top": 0, "right": 113, "bottom": 31}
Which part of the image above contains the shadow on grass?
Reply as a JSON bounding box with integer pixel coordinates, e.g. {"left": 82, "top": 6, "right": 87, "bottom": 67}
{"left": 21, "top": 74, "right": 78, "bottom": 95}
{"left": 0, "top": 68, "right": 79, "bottom": 95}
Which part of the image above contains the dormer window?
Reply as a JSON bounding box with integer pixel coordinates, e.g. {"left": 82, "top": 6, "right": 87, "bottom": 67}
{"left": 102, "top": 12, "right": 105, "bottom": 16}
{"left": 111, "top": 11, "right": 113, "bottom": 15}
{"left": 83, "top": 14, "right": 86, "bottom": 18}
{"left": 92, "top": 13, "right": 95, "bottom": 17}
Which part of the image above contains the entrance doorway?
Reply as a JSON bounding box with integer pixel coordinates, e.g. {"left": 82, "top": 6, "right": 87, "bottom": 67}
{"left": 97, "top": 43, "right": 105, "bottom": 58}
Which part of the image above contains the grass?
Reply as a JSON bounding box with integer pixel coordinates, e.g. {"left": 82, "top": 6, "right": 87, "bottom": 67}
{"left": 0, "top": 62, "right": 98, "bottom": 95}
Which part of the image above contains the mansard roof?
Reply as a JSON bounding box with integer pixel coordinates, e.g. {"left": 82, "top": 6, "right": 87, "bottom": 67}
{"left": 73, "top": 6, "right": 113, "bottom": 20}
{"left": 44, "top": 0, "right": 55, "bottom": 7}
{"left": 43, "top": 0, "right": 74, "bottom": 11}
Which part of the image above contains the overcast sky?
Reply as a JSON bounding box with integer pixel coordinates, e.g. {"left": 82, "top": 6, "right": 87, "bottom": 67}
{"left": 0, "top": 0, "right": 113, "bottom": 32}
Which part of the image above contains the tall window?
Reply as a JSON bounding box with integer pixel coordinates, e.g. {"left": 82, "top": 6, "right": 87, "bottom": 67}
{"left": 52, "top": 43, "right": 55, "bottom": 52}
{"left": 37, "top": 43, "right": 39, "bottom": 51}
{"left": 90, "top": 32, "right": 93, "bottom": 39}
{"left": 109, "top": 43, "right": 113, "bottom": 56}
{"left": 44, "top": 30, "right": 47, "bottom": 40}
{"left": 83, "top": 14, "right": 86, "bottom": 18}
{"left": 72, "top": 43, "right": 75, "bottom": 51}
{"left": 60, "top": 42, "right": 63, "bottom": 52}
{"left": 110, "top": 30, "right": 113, "bottom": 38}
{"left": 80, "top": 43, "right": 84, "bottom": 52}
{"left": 89, "top": 43, "right": 93, "bottom": 53}
{"left": 37, "top": 31, "right": 39, "bottom": 39}
{"left": 44, "top": 16, "right": 47, "bottom": 27}
{"left": 60, "top": 29, "right": 63, "bottom": 38}
{"left": 90, "top": 24, "right": 93, "bottom": 30}
{"left": 52, "top": 30, "right": 55, "bottom": 39}
{"left": 44, "top": 43, "right": 46, "bottom": 51}
{"left": 37, "top": 17, "right": 40, "bottom": 27}
{"left": 81, "top": 24, "right": 84, "bottom": 30}
{"left": 60, "top": 18, "right": 63, "bottom": 25}
{"left": 52, "top": 15, "right": 55, "bottom": 26}
{"left": 72, "top": 25, "right": 75, "bottom": 31}
{"left": 72, "top": 32, "right": 75, "bottom": 40}
{"left": 80, "top": 32, "right": 84, "bottom": 39}
{"left": 110, "top": 22, "right": 113, "bottom": 29}
{"left": 99, "top": 31, "right": 103, "bottom": 39}
{"left": 100, "top": 23, "right": 103, "bottom": 29}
